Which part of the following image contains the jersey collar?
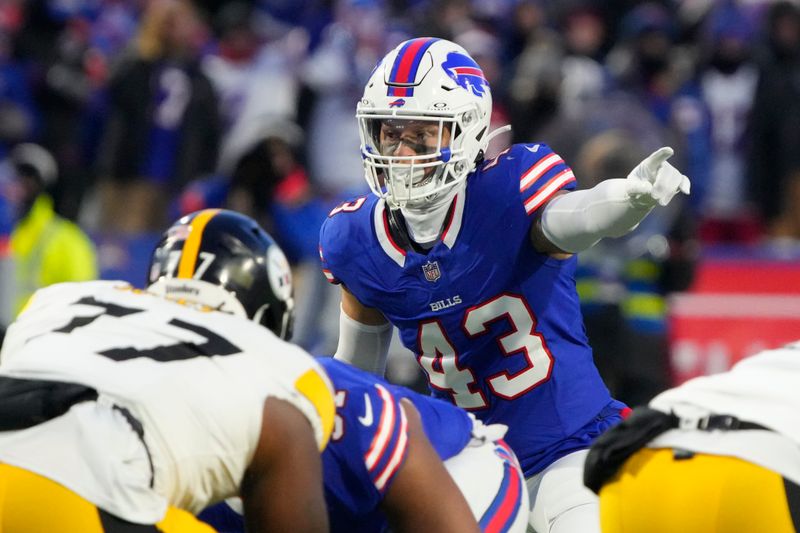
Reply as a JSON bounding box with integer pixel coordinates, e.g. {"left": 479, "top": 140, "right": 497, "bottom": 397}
{"left": 373, "top": 191, "right": 466, "bottom": 267}
{"left": 374, "top": 199, "right": 407, "bottom": 267}
{"left": 441, "top": 188, "right": 465, "bottom": 249}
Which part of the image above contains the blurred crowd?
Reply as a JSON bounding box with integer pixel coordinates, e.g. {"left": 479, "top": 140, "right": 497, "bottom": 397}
{"left": 0, "top": 0, "right": 799, "bottom": 402}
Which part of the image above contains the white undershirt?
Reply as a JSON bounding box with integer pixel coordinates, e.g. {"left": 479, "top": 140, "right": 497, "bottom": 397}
{"left": 400, "top": 183, "right": 463, "bottom": 247}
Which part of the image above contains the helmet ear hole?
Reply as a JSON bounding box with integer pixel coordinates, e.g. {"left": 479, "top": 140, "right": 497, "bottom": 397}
{"left": 462, "top": 110, "right": 477, "bottom": 127}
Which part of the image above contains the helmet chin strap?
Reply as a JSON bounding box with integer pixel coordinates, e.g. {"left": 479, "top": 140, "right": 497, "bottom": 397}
{"left": 484, "top": 124, "right": 512, "bottom": 145}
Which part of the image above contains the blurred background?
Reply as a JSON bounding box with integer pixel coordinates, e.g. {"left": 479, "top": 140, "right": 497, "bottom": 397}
{"left": 1, "top": 0, "right": 799, "bottom": 406}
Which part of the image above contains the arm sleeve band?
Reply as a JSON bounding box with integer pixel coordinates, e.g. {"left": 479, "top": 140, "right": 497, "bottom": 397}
{"left": 540, "top": 178, "right": 655, "bottom": 253}
{"left": 333, "top": 306, "right": 393, "bottom": 376}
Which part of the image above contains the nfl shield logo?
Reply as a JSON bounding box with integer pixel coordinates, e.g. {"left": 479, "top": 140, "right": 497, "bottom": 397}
{"left": 422, "top": 261, "right": 441, "bottom": 282}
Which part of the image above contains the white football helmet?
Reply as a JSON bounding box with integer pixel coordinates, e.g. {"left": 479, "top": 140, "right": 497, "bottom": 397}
{"left": 357, "top": 38, "right": 495, "bottom": 209}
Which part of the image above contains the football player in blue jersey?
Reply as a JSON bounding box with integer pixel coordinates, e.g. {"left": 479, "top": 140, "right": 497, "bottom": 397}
{"left": 318, "top": 37, "right": 691, "bottom": 533}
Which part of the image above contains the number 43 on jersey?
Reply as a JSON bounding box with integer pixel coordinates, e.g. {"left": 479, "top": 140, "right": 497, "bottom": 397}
{"left": 417, "top": 293, "right": 554, "bottom": 409}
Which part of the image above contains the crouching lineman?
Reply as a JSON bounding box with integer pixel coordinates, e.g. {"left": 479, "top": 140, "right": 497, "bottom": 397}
{"left": 0, "top": 209, "right": 335, "bottom": 532}
{"left": 196, "top": 230, "right": 529, "bottom": 532}
{"left": 584, "top": 341, "right": 800, "bottom": 533}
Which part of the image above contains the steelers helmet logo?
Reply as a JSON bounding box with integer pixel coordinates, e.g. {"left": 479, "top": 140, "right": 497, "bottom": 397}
{"left": 267, "top": 244, "right": 292, "bottom": 302}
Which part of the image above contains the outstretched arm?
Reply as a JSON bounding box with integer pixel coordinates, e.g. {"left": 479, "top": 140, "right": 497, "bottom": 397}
{"left": 530, "top": 147, "right": 691, "bottom": 255}
{"left": 334, "top": 287, "right": 393, "bottom": 375}
{"left": 381, "top": 400, "right": 481, "bottom": 533}
{"left": 241, "top": 398, "right": 329, "bottom": 533}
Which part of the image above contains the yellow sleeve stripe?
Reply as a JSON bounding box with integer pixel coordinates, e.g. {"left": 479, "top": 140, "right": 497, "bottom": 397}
{"left": 295, "top": 369, "right": 336, "bottom": 451}
{"left": 177, "top": 209, "right": 220, "bottom": 279}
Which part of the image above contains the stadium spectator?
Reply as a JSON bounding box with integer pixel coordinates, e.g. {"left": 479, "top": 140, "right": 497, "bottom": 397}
{"left": 748, "top": 1, "right": 800, "bottom": 242}
{"left": 696, "top": 1, "right": 761, "bottom": 243}
{"left": 607, "top": 2, "right": 711, "bottom": 213}
{"left": 0, "top": 209, "right": 335, "bottom": 532}
{"left": 505, "top": 0, "right": 565, "bottom": 143}
{"left": 7, "top": 142, "right": 97, "bottom": 316}
{"left": 95, "top": 0, "right": 219, "bottom": 234}
{"left": 0, "top": 2, "right": 39, "bottom": 159}
{"left": 585, "top": 341, "right": 800, "bottom": 533}
{"left": 202, "top": 1, "right": 306, "bottom": 178}
{"left": 556, "top": 4, "right": 612, "bottom": 121}
{"left": 34, "top": 5, "right": 138, "bottom": 222}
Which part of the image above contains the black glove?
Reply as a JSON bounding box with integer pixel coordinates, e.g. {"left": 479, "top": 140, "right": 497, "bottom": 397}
{"left": 583, "top": 407, "right": 678, "bottom": 494}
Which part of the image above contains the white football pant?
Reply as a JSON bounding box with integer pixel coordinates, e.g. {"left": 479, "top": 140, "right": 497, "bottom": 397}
{"left": 444, "top": 425, "right": 530, "bottom": 533}
{"left": 525, "top": 449, "right": 600, "bottom": 533}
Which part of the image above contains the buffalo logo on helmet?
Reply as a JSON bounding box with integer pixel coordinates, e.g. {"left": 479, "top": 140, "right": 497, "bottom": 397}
{"left": 388, "top": 98, "right": 406, "bottom": 108}
{"left": 441, "top": 52, "right": 488, "bottom": 97}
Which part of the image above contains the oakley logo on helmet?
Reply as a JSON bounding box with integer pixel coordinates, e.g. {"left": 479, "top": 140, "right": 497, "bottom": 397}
{"left": 441, "top": 52, "right": 488, "bottom": 97}
{"left": 388, "top": 98, "right": 406, "bottom": 108}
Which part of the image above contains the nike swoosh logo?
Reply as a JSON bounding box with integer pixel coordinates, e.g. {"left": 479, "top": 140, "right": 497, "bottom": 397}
{"left": 358, "top": 393, "right": 374, "bottom": 426}
{"left": 524, "top": 144, "right": 540, "bottom": 153}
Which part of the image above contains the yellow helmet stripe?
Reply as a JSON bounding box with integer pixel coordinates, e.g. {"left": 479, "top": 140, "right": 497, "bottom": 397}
{"left": 177, "top": 209, "right": 220, "bottom": 279}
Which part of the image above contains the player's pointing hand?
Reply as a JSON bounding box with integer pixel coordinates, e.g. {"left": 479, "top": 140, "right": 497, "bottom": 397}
{"left": 626, "top": 147, "right": 691, "bottom": 208}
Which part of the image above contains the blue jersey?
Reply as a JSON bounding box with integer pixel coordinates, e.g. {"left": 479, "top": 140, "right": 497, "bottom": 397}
{"left": 319, "top": 357, "right": 473, "bottom": 533}
{"left": 320, "top": 143, "right": 627, "bottom": 476}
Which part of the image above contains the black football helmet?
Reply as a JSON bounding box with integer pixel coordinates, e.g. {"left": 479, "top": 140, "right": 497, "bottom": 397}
{"left": 147, "top": 209, "right": 294, "bottom": 339}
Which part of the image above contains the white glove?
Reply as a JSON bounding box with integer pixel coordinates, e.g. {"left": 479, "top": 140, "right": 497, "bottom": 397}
{"left": 468, "top": 413, "right": 509, "bottom": 441}
{"left": 626, "top": 147, "right": 691, "bottom": 208}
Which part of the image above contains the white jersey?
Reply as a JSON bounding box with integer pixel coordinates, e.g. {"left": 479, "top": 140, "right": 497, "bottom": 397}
{"left": 0, "top": 280, "right": 334, "bottom": 523}
{"left": 647, "top": 341, "right": 800, "bottom": 484}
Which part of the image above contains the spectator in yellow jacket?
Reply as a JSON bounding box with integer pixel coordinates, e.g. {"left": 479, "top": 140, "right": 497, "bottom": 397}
{"left": 8, "top": 143, "right": 97, "bottom": 315}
